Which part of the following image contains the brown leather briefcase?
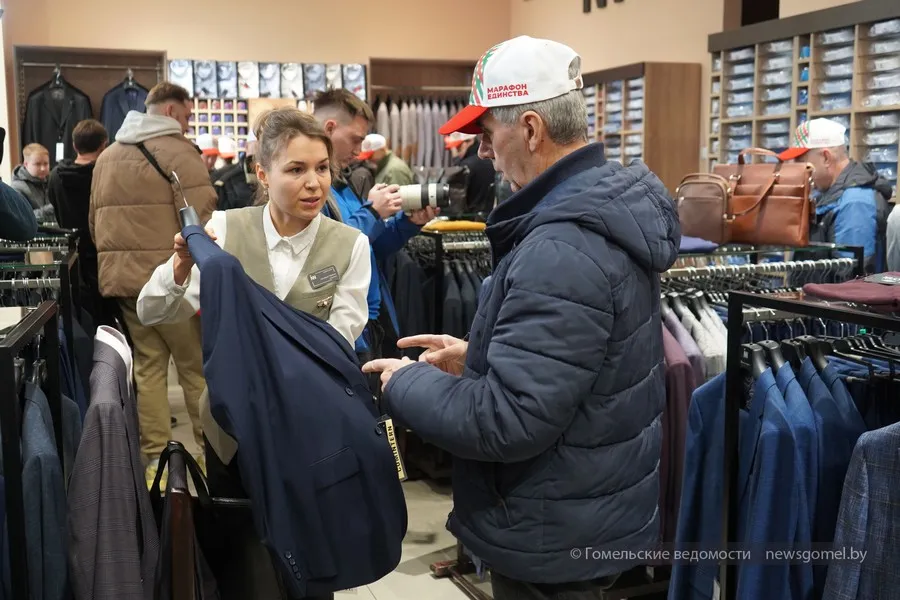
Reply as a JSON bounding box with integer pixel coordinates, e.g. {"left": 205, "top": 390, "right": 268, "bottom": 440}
{"left": 676, "top": 148, "right": 815, "bottom": 246}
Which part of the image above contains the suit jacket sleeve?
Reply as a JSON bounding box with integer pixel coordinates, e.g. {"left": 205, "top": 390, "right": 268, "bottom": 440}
{"left": 383, "top": 238, "right": 613, "bottom": 463}
{"left": 0, "top": 181, "right": 38, "bottom": 241}
{"left": 822, "top": 436, "right": 868, "bottom": 600}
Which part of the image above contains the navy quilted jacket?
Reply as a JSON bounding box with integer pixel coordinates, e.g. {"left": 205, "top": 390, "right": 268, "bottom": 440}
{"left": 384, "top": 144, "right": 680, "bottom": 584}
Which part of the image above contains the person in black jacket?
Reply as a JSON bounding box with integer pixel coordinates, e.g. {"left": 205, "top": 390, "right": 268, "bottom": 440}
{"left": 0, "top": 180, "right": 38, "bottom": 241}
{"left": 47, "top": 119, "right": 114, "bottom": 325}
{"left": 211, "top": 134, "right": 258, "bottom": 210}
{"left": 446, "top": 132, "right": 496, "bottom": 216}
{"left": 12, "top": 143, "right": 54, "bottom": 222}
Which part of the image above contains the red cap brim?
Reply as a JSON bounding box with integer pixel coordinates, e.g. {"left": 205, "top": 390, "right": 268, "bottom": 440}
{"left": 777, "top": 147, "right": 809, "bottom": 161}
{"left": 357, "top": 151, "right": 374, "bottom": 160}
{"left": 201, "top": 148, "right": 219, "bottom": 156}
{"left": 438, "top": 105, "right": 488, "bottom": 135}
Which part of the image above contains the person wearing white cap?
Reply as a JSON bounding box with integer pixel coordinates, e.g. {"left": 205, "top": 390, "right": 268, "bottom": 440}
{"left": 778, "top": 118, "right": 892, "bottom": 271}
{"left": 358, "top": 133, "right": 414, "bottom": 186}
{"left": 363, "top": 36, "right": 680, "bottom": 598}
{"left": 196, "top": 132, "right": 219, "bottom": 171}
{"left": 444, "top": 131, "right": 497, "bottom": 215}
{"left": 217, "top": 135, "right": 237, "bottom": 167}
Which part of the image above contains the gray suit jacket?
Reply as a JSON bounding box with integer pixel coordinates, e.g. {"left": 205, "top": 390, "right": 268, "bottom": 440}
{"left": 67, "top": 336, "right": 159, "bottom": 600}
{"left": 22, "top": 383, "right": 69, "bottom": 600}
{"left": 824, "top": 421, "right": 900, "bottom": 600}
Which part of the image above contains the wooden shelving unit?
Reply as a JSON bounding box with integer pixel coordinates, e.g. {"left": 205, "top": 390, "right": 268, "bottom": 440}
{"left": 582, "top": 62, "right": 702, "bottom": 194}
{"left": 707, "top": 1, "right": 900, "bottom": 196}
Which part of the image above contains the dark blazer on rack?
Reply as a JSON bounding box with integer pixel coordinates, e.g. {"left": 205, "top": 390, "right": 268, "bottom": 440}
{"left": 22, "top": 82, "right": 93, "bottom": 164}
{"left": 67, "top": 328, "right": 159, "bottom": 600}
{"left": 182, "top": 224, "right": 407, "bottom": 598}
{"left": 22, "top": 383, "right": 69, "bottom": 600}
{"left": 99, "top": 82, "right": 149, "bottom": 141}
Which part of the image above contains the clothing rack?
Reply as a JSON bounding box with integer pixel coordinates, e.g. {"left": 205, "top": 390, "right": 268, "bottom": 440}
{"left": 20, "top": 61, "right": 162, "bottom": 73}
{"left": 0, "top": 301, "right": 62, "bottom": 600}
{"left": 419, "top": 230, "right": 490, "bottom": 334}
{"left": 662, "top": 257, "right": 860, "bottom": 279}
{"left": 719, "top": 292, "right": 900, "bottom": 600}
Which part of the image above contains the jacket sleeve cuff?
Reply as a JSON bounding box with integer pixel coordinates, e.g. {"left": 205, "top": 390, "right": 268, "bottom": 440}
{"left": 383, "top": 362, "right": 432, "bottom": 421}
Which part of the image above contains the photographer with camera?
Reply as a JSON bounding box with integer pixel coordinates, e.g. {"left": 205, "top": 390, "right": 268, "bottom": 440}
{"left": 313, "top": 90, "right": 437, "bottom": 364}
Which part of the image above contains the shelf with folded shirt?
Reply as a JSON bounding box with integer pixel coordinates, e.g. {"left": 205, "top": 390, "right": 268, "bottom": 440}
{"left": 707, "top": 2, "right": 900, "bottom": 191}
{"left": 13, "top": 46, "right": 165, "bottom": 164}
{"left": 581, "top": 62, "right": 701, "bottom": 193}
{"left": 185, "top": 97, "right": 252, "bottom": 155}
{"left": 713, "top": 287, "right": 900, "bottom": 600}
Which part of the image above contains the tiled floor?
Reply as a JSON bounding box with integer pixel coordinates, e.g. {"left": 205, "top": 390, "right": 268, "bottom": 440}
{"left": 166, "top": 367, "right": 489, "bottom": 600}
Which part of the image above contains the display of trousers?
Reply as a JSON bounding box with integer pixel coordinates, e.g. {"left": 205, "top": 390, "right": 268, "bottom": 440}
{"left": 376, "top": 102, "right": 390, "bottom": 142}
{"left": 117, "top": 298, "right": 206, "bottom": 457}
{"left": 399, "top": 102, "right": 411, "bottom": 163}
{"left": 491, "top": 571, "right": 620, "bottom": 600}
{"left": 416, "top": 101, "right": 426, "bottom": 166}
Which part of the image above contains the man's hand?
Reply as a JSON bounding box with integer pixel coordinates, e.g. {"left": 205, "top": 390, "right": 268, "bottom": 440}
{"left": 398, "top": 334, "right": 468, "bottom": 376}
{"left": 368, "top": 183, "right": 403, "bottom": 219}
{"left": 362, "top": 357, "right": 415, "bottom": 391}
{"left": 172, "top": 228, "right": 216, "bottom": 286}
{"left": 408, "top": 206, "right": 440, "bottom": 225}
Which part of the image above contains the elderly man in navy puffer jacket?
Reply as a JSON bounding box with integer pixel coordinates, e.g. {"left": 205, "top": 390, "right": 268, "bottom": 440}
{"left": 364, "top": 36, "right": 680, "bottom": 600}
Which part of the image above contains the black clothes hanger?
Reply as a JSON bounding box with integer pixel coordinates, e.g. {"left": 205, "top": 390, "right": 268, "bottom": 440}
{"left": 757, "top": 340, "right": 785, "bottom": 373}
{"left": 781, "top": 339, "right": 806, "bottom": 372}
{"left": 797, "top": 335, "right": 830, "bottom": 373}
{"left": 742, "top": 343, "right": 769, "bottom": 379}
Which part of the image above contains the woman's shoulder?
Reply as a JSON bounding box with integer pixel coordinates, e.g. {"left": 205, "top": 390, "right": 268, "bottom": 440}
{"left": 319, "top": 213, "right": 365, "bottom": 242}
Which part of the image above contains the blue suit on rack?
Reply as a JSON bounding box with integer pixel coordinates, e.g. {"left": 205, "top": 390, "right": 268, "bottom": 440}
{"left": 798, "top": 358, "right": 866, "bottom": 597}
{"left": 182, "top": 224, "right": 408, "bottom": 597}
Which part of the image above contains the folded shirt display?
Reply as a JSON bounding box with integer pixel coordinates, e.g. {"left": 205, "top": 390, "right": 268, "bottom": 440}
{"left": 804, "top": 274, "right": 900, "bottom": 311}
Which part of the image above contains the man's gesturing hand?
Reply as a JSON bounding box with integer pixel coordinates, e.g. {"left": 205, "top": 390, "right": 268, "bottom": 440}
{"left": 362, "top": 357, "right": 415, "bottom": 391}
{"left": 397, "top": 334, "right": 468, "bottom": 376}
{"left": 368, "top": 183, "right": 403, "bottom": 219}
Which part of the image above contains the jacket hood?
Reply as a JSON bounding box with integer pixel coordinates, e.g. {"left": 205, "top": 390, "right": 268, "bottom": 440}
{"left": 819, "top": 160, "right": 894, "bottom": 207}
{"left": 486, "top": 144, "right": 681, "bottom": 273}
{"left": 54, "top": 159, "right": 96, "bottom": 183}
{"left": 13, "top": 164, "right": 46, "bottom": 185}
{"left": 115, "top": 111, "right": 183, "bottom": 144}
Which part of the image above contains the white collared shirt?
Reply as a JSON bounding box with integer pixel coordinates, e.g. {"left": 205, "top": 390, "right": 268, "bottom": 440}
{"left": 136, "top": 205, "right": 371, "bottom": 346}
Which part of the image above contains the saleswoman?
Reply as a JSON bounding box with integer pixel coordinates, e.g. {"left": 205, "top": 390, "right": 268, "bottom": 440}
{"left": 137, "top": 106, "right": 370, "bottom": 345}
{"left": 136, "top": 107, "right": 370, "bottom": 600}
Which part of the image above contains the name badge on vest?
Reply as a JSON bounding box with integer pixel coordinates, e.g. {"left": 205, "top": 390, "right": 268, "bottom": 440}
{"left": 308, "top": 265, "right": 339, "bottom": 290}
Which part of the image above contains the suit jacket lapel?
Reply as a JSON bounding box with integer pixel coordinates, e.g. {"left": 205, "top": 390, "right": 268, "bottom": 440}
{"left": 116, "top": 85, "right": 132, "bottom": 119}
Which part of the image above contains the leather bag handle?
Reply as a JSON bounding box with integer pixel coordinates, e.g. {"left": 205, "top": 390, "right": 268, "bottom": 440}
{"left": 737, "top": 147, "right": 781, "bottom": 165}
{"left": 727, "top": 173, "right": 778, "bottom": 219}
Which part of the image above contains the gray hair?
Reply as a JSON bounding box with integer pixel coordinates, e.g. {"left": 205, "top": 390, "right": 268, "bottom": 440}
{"left": 489, "top": 58, "right": 589, "bottom": 146}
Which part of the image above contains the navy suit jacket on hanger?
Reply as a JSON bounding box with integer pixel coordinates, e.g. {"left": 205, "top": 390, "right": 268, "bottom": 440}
{"left": 182, "top": 224, "right": 407, "bottom": 597}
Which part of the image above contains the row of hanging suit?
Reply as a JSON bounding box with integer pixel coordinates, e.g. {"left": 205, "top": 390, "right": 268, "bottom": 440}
{"left": 373, "top": 97, "right": 465, "bottom": 170}
{"left": 662, "top": 275, "right": 900, "bottom": 600}
{"left": 22, "top": 70, "right": 149, "bottom": 165}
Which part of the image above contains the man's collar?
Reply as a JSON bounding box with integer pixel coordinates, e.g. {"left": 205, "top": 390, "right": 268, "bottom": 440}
{"left": 262, "top": 203, "right": 320, "bottom": 254}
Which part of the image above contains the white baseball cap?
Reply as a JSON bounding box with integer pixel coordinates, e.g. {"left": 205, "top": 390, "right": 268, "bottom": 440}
{"left": 445, "top": 132, "right": 477, "bottom": 149}
{"left": 439, "top": 36, "right": 583, "bottom": 135}
{"left": 358, "top": 133, "right": 387, "bottom": 160}
{"left": 778, "top": 118, "right": 847, "bottom": 161}
{"left": 196, "top": 133, "right": 218, "bottom": 156}
{"left": 218, "top": 136, "right": 237, "bottom": 159}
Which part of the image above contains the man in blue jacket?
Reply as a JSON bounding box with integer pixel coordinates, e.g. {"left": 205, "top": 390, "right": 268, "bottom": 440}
{"left": 313, "top": 89, "right": 437, "bottom": 361}
{"left": 778, "top": 118, "right": 893, "bottom": 272}
{"left": 364, "top": 36, "right": 680, "bottom": 599}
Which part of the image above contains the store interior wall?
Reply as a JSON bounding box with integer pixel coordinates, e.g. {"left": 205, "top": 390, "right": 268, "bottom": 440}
{"left": 780, "top": 0, "right": 860, "bottom": 18}
{"left": 0, "top": 0, "right": 10, "bottom": 182}
{"left": 510, "top": 0, "right": 724, "bottom": 169}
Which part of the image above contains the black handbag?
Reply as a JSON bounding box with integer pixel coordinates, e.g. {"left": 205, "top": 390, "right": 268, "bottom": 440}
{"left": 150, "top": 442, "right": 232, "bottom": 600}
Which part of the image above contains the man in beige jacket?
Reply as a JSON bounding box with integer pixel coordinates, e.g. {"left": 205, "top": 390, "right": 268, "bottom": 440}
{"left": 90, "top": 82, "right": 216, "bottom": 484}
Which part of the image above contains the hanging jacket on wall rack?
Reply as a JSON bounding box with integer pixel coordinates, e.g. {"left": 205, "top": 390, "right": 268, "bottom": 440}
{"left": 22, "top": 78, "right": 93, "bottom": 165}
{"left": 100, "top": 78, "right": 149, "bottom": 141}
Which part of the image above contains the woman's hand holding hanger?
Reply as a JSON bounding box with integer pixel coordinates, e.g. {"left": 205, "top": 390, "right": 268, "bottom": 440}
{"left": 172, "top": 228, "right": 217, "bottom": 286}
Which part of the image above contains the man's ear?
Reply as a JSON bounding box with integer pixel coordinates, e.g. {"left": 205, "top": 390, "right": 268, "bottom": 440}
{"left": 521, "top": 111, "right": 542, "bottom": 152}
{"left": 324, "top": 119, "right": 337, "bottom": 136}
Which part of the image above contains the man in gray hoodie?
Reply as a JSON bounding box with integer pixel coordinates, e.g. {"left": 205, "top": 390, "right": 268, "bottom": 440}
{"left": 12, "top": 142, "right": 55, "bottom": 222}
